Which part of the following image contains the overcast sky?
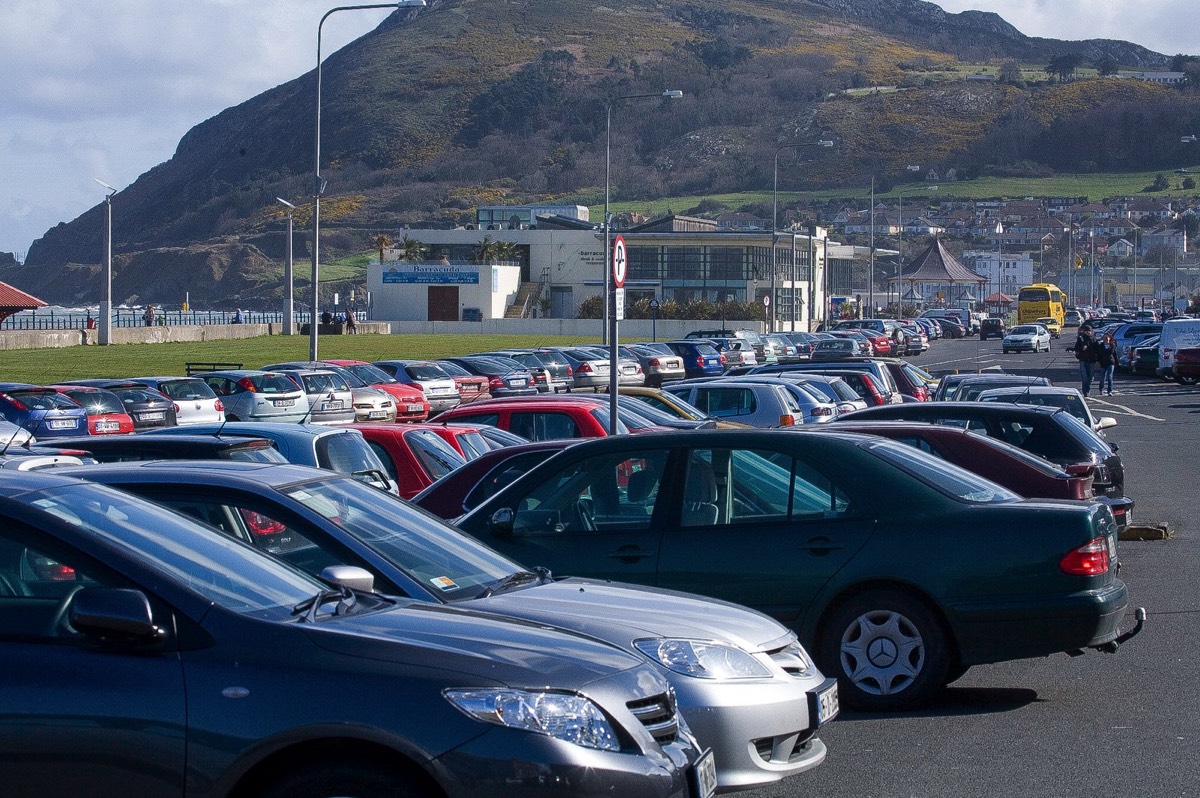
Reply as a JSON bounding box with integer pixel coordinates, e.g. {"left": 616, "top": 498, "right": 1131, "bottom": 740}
{"left": 2, "top": 0, "right": 1197, "bottom": 259}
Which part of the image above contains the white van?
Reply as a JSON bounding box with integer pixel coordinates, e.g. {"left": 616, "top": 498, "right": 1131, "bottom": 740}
{"left": 1156, "top": 318, "right": 1200, "bottom": 378}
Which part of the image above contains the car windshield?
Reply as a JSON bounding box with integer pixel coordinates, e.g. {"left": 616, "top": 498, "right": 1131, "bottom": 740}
{"left": 403, "top": 429, "right": 468, "bottom": 479}
{"left": 154, "top": 380, "right": 218, "bottom": 401}
{"left": 434, "top": 361, "right": 469, "bottom": 377}
{"left": 32, "top": 482, "right": 323, "bottom": 613}
{"left": 344, "top": 363, "right": 397, "bottom": 385}
{"left": 406, "top": 363, "right": 451, "bottom": 380}
{"left": 863, "top": 439, "right": 1021, "bottom": 503}
{"left": 281, "top": 477, "right": 518, "bottom": 600}
{"left": 1011, "top": 326, "right": 1040, "bottom": 335}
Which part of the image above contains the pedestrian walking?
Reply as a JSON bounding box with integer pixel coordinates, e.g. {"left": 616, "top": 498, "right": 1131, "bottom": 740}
{"left": 1072, "top": 326, "right": 1099, "bottom": 397}
{"left": 346, "top": 310, "right": 357, "bottom": 334}
{"left": 1097, "top": 332, "right": 1117, "bottom": 395}
{"left": 142, "top": 305, "right": 155, "bottom": 327}
{"left": 232, "top": 308, "right": 244, "bottom": 324}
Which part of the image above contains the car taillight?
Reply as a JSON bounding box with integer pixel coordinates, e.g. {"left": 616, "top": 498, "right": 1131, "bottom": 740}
{"left": 1060, "top": 537, "right": 1111, "bottom": 576}
{"left": 214, "top": 399, "right": 225, "bottom": 412}
{"left": 578, "top": 363, "right": 593, "bottom": 373}
{"left": 488, "top": 376, "right": 506, "bottom": 389}
{"left": 695, "top": 356, "right": 705, "bottom": 368}
{"left": 566, "top": 365, "right": 573, "bottom": 375}
{"left": 650, "top": 358, "right": 662, "bottom": 367}
{"left": 915, "top": 386, "right": 929, "bottom": 401}
{"left": 241, "top": 510, "right": 287, "bottom": 537}
{"left": 1, "top": 393, "right": 27, "bottom": 411}
{"left": 173, "top": 402, "right": 180, "bottom": 414}
{"left": 779, "top": 414, "right": 796, "bottom": 426}
{"left": 237, "top": 377, "right": 258, "bottom": 392}
{"left": 719, "top": 354, "right": 727, "bottom": 366}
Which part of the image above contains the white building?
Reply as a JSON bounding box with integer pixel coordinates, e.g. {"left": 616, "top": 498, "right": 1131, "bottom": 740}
{"left": 962, "top": 250, "right": 1034, "bottom": 298}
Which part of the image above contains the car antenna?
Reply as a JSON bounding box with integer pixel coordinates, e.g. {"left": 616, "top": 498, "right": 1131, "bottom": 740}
{"left": 0, "top": 421, "right": 32, "bottom": 457}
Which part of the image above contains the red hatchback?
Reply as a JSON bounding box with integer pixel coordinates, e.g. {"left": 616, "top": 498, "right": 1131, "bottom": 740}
{"left": 436, "top": 396, "right": 628, "bottom": 441}
{"left": 47, "top": 385, "right": 135, "bottom": 435}
{"left": 854, "top": 328, "right": 894, "bottom": 357}
{"left": 349, "top": 423, "right": 466, "bottom": 499}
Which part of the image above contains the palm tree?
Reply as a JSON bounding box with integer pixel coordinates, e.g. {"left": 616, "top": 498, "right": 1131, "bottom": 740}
{"left": 373, "top": 234, "right": 393, "bottom": 263}
{"left": 397, "top": 234, "right": 425, "bottom": 262}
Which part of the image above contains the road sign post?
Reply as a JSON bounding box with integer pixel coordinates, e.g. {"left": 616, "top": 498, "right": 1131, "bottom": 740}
{"left": 609, "top": 235, "right": 627, "bottom": 433}
{"left": 649, "top": 297, "right": 660, "bottom": 341}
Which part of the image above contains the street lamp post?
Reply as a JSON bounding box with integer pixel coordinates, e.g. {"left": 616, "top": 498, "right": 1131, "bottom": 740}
{"left": 93, "top": 178, "right": 117, "bottom": 345}
{"left": 604, "top": 89, "right": 683, "bottom": 434}
{"left": 311, "top": 2, "right": 425, "bottom": 361}
{"left": 772, "top": 141, "right": 833, "bottom": 333}
{"left": 277, "top": 198, "right": 297, "bottom": 335}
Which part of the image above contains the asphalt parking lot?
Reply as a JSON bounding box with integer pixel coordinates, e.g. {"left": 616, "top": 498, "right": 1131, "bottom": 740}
{"left": 746, "top": 337, "right": 1200, "bottom": 798}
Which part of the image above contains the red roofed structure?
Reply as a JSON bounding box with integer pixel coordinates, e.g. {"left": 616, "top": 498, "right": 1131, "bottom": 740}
{"left": 0, "top": 281, "right": 48, "bottom": 325}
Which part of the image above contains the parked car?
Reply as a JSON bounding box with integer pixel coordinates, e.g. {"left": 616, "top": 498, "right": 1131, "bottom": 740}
{"left": 784, "top": 331, "right": 819, "bottom": 360}
{"left": 442, "top": 356, "right": 540, "bottom": 398}
{"left": 1130, "top": 337, "right": 1162, "bottom": 376}
{"left": 1064, "top": 309, "right": 1084, "bottom": 327}
{"left": 848, "top": 327, "right": 893, "bottom": 357}
{"left": 52, "top": 432, "right": 289, "bottom": 463}
{"left": 619, "top": 385, "right": 752, "bottom": 429}
{"left": 349, "top": 422, "right": 468, "bottom": 498}
{"left": 784, "top": 374, "right": 869, "bottom": 414}
{"left": 747, "top": 359, "right": 906, "bottom": 405}
{"left": 811, "top": 338, "right": 861, "bottom": 360}
{"left": 47, "top": 384, "right": 135, "bottom": 435}
{"left": 932, "top": 372, "right": 1051, "bottom": 402}
{"left": 838, "top": 402, "right": 1126, "bottom": 497}
{"left": 707, "top": 337, "right": 757, "bottom": 368}
{"left": 475, "top": 350, "right": 557, "bottom": 393}
{"left": 688, "top": 376, "right": 839, "bottom": 425}
{"left": 663, "top": 340, "right": 726, "bottom": 380}
{"left": 975, "top": 386, "right": 1118, "bottom": 434}
{"left": 60, "top": 379, "right": 178, "bottom": 430}
{"left": 979, "top": 317, "right": 1007, "bottom": 340}
{"left": 570, "top": 346, "right": 645, "bottom": 387}
{"left": 542, "top": 348, "right": 612, "bottom": 392}
{"left": 0, "top": 383, "right": 89, "bottom": 439}
{"left": 437, "top": 396, "right": 629, "bottom": 440}
{"left": 320, "top": 359, "right": 431, "bottom": 421}
{"left": 372, "top": 359, "right": 463, "bottom": 415}
{"left": 951, "top": 374, "right": 1056, "bottom": 403}
{"left": 1171, "top": 346, "right": 1200, "bottom": 385}
{"left": 431, "top": 359, "right": 492, "bottom": 404}
{"left": 526, "top": 348, "right": 578, "bottom": 393}
{"left": 664, "top": 380, "right": 805, "bottom": 428}
{"left": 0, "top": 468, "right": 710, "bottom": 798}
{"left": 261, "top": 364, "right": 375, "bottom": 424}
{"left": 480, "top": 350, "right": 574, "bottom": 393}
{"left": 1117, "top": 332, "right": 1161, "bottom": 371}
{"left": 414, "top": 439, "right": 579, "bottom": 519}
{"left": 1002, "top": 323, "right": 1052, "bottom": 353}
{"left": 765, "top": 333, "right": 800, "bottom": 363}
{"left": 685, "top": 328, "right": 767, "bottom": 360}
{"left": 127, "top": 376, "right": 225, "bottom": 426}
{"left": 456, "top": 429, "right": 1140, "bottom": 711}
{"left": 78, "top": 461, "right": 834, "bottom": 793}
{"left": 621, "top": 344, "right": 687, "bottom": 386}
{"left": 194, "top": 369, "right": 311, "bottom": 423}
{"left": 1111, "top": 322, "right": 1163, "bottom": 367}
{"left": 150, "top": 421, "right": 395, "bottom": 494}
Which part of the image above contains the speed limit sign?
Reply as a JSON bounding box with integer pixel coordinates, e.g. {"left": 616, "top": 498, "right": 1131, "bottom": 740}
{"left": 762, "top": 293, "right": 771, "bottom": 307}
{"left": 612, "top": 235, "right": 627, "bottom": 288}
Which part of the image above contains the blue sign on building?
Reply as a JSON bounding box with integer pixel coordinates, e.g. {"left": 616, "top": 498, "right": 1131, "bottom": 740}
{"left": 382, "top": 264, "right": 479, "bottom": 284}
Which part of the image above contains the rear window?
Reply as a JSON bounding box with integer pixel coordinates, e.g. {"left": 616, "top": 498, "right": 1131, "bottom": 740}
{"left": 864, "top": 439, "right": 1020, "bottom": 503}
{"left": 316, "top": 431, "right": 393, "bottom": 477}
{"left": 402, "top": 429, "right": 467, "bottom": 479}
{"left": 452, "top": 431, "right": 490, "bottom": 460}
{"left": 300, "top": 372, "right": 350, "bottom": 392}
{"left": 533, "top": 351, "right": 569, "bottom": 367}
{"left": 64, "top": 390, "right": 124, "bottom": 415}
{"left": 406, "top": 363, "right": 450, "bottom": 380}
{"left": 10, "top": 391, "right": 83, "bottom": 411}
{"left": 222, "top": 443, "right": 290, "bottom": 464}
{"left": 251, "top": 374, "right": 303, "bottom": 394}
{"left": 113, "top": 388, "right": 168, "bottom": 405}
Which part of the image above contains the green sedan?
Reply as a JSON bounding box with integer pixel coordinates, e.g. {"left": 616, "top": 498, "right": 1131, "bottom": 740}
{"left": 456, "top": 429, "right": 1138, "bottom": 711}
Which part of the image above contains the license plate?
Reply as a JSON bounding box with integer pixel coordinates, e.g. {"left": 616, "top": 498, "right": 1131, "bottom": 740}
{"left": 407, "top": 403, "right": 425, "bottom": 412}
{"left": 368, "top": 410, "right": 388, "bottom": 419}
{"left": 139, "top": 412, "right": 165, "bottom": 421}
{"left": 48, "top": 419, "right": 76, "bottom": 429}
{"left": 320, "top": 401, "right": 344, "bottom": 411}
{"left": 510, "top": 379, "right": 526, "bottom": 387}
{"left": 692, "top": 749, "right": 717, "bottom": 798}
{"left": 812, "top": 678, "right": 840, "bottom": 725}
{"left": 273, "top": 399, "right": 295, "bottom": 408}
{"left": 96, "top": 421, "right": 120, "bottom": 432}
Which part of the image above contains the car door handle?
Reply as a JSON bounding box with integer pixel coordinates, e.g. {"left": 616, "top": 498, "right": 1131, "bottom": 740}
{"left": 797, "top": 537, "right": 844, "bottom": 554}
{"left": 608, "top": 546, "right": 656, "bottom": 563}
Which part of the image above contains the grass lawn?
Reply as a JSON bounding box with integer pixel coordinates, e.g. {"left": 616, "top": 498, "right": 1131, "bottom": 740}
{"left": 0, "top": 333, "right": 601, "bottom": 384}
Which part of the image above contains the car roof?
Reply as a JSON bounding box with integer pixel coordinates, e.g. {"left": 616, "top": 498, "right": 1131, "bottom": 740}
{"left": 57, "top": 460, "right": 327, "bottom": 489}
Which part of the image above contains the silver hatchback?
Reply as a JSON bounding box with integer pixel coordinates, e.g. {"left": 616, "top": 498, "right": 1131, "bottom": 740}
{"left": 272, "top": 368, "right": 356, "bottom": 425}
{"left": 197, "top": 370, "right": 310, "bottom": 423}
{"left": 130, "top": 376, "right": 225, "bottom": 425}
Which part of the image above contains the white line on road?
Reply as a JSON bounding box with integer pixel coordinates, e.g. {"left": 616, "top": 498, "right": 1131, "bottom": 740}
{"left": 1088, "top": 397, "right": 1165, "bottom": 421}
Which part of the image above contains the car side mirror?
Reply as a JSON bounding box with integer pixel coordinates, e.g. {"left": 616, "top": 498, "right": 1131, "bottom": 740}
{"left": 489, "top": 507, "right": 516, "bottom": 538}
{"left": 1096, "top": 416, "right": 1117, "bottom": 431}
{"left": 69, "top": 587, "right": 164, "bottom": 643}
{"left": 320, "top": 565, "right": 375, "bottom": 592}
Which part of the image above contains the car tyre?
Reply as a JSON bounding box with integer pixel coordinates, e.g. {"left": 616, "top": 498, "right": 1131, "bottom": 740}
{"left": 819, "top": 590, "right": 949, "bottom": 711}
{"left": 261, "top": 762, "right": 431, "bottom": 798}
{"left": 1176, "top": 374, "right": 1199, "bottom": 385}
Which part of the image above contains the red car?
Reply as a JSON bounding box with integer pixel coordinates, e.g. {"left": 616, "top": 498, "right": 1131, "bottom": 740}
{"left": 47, "top": 385, "right": 135, "bottom": 435}
{"left": 322, "top": 359, "right": 430, "bottom": 422}
{"left": 432, "top": 360, "right": 492, "bottom": 405}
{"left": 1172, "top": 347, "right": 1200, "bottom": 385}
{"left": 349, "top": 423, "right": 466, "bottom": 499}
{"left": 435, "top": 396, "right": 630, "bottom": 440}
{"left": 854, "top": 328, "right": 894, "bottom": 357}
{"left": 412, "top": 439, "right": 576, "bottom": 519}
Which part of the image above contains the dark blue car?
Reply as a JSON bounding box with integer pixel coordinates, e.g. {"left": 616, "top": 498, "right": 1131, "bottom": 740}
{"left": 0, "top": 383, "right": 89, "bottom": 439}
{"left": 664, "top": 340, "right": 725, "bottom": 379}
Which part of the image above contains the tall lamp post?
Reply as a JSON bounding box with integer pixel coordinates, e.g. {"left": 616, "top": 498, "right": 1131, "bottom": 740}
{"left": 311, "top": 1, "right": 425, "bottom": 361}
{"left": 604, "top": 89, "right": 683, "bottom": 434}
{"left": 277, "top": 198, "right": 297, "bottom": 335}
{"left": 93, "top": 178, "right": 118, "bottom": 345}
{"left": 772, "top": 140, "right": 833, "bottom": 332}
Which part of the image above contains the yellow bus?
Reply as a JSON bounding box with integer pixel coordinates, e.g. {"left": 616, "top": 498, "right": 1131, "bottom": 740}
{"left": 1017, "top": 283, "right": 1066, "bottom": 326}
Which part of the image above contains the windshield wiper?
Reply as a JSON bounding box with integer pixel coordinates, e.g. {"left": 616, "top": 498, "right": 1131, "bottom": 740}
{"left": 292, "top": 586, "right": 355, "bottom": 622}
{"left": 478, "top": 566, "right": 552, "bottom": 598}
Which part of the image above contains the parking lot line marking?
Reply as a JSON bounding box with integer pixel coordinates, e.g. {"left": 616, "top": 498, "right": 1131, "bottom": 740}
{"left": 1088, "top": 397, "right": 1164, "bottom": 421}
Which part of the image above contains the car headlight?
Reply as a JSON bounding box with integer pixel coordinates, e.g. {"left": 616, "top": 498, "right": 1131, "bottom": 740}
{"left": 444, "top": 689, "right": 621, "bottom": 751}
{"left": 634, "top": 638, "right": 773, "bottom": 679}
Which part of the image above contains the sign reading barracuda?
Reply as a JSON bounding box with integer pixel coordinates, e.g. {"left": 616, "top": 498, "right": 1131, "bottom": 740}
{"left": 382, "top": 263, "right": 480, "bottom": 284}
